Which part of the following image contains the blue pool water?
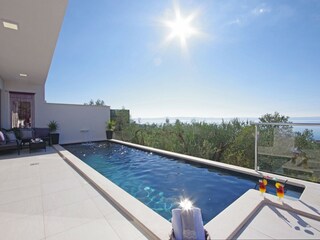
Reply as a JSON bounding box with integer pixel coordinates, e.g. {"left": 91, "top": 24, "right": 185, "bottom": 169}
{"left": 63, "top": 142, "right": 303, "bottom": 224}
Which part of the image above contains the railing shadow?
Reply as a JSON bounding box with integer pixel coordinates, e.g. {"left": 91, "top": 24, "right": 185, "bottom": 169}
{"left": 267, "top": 201, "right": 320, "bottom": 237}
{"left": 299, "top": 200, "right": 320, "bottom": 216}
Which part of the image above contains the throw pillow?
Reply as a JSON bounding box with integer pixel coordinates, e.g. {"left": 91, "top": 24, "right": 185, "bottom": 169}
{"left": 0, "top": 131, "right": 5, "bottom": 145}
{"left": 5, "top": 131, "right": 17, "bottom": 142}
{"left": 0, "top": 131, "right": 5, "bottom": 142}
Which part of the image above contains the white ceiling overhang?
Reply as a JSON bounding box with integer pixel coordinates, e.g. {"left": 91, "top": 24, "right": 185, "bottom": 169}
{"left": 0, "top": 0, "right": 68, "bottom": 85}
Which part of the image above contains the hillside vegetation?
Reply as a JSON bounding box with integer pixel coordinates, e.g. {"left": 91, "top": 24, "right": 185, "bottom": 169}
{"left": 113, "top": 112, "right": 320, "bottom": 183}
{"left": 114, "top": 112, "right": 298, "bottom": 169}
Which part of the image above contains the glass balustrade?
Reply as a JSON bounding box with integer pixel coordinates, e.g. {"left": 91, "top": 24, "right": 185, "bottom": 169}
{"left": 255, "top": 123, "right": 320, "bottom": 183}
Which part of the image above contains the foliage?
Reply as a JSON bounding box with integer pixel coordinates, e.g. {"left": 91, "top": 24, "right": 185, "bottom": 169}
{"left": 222, "top": 125, "right": 255, "bottom": 168}
{"left": 112, "top": 108, "right": 130, "bottom": 131}
{"left": 295, "top": 129, "right": 316, "bottom": 149}
{"left": 106, "top": 120, "right": 116, "bottom": 131}
{"left": 115, "top": 118, "right": 255, "bottom": 166}
{"left": 113, "top": 112, "right": 319, "bottom": 183}
{"left": 258, "top": 155, "right": 289, "bottom": 173}
{"left": 84, "top": 99, "right": 105, "bottom": 106}
{"left": 258, "top": 112, "right": 292, "bottom": 147}
{"left": 48, "top": 120, "right": 58, "bottom": 132}
{"left": 259, "top": 112, "right": 290, "bottom": 123}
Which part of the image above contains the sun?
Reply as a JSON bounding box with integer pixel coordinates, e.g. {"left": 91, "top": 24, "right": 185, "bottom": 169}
{"left": 164, "top": 7, "right": 198, "bottom": 48}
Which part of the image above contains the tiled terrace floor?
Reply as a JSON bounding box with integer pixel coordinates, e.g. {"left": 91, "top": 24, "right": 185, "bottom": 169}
{"left": 236, "top": 204, "right": 320, "bottom": 239}
{"left": 0, "top": 148, "right": 147, "bottom": 240}
{"left": 1, "top": 146, "right": 319, "bottom": 240}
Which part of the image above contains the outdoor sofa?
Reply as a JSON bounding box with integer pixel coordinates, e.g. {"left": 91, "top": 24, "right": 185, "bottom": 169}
{"left": 18, "top": 128, "right": 50, "bottom": 145}
{"left": 0, "top": 129, "right": 21, "bottom": 155}
{"left": 0, "top": 127, "right": 51, "bottom": 155}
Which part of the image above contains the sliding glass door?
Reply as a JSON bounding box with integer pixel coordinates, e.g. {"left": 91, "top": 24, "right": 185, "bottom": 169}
{"left": 10, "top": 92, "right": 35, "bottom": 128}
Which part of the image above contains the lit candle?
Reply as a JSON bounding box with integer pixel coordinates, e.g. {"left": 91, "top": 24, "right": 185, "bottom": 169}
{"left": 179, "top": 199, "right": 193, "bottom": 211}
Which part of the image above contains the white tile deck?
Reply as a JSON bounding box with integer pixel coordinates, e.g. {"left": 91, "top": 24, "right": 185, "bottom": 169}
{"left": 1, "top": 144, "right": 319, "bottom": 240}
{"left": 0, "top": 148, "right": 147, "bottom": 240}
{"left": 236, "top": 204, "right": 320, "bottom": 239}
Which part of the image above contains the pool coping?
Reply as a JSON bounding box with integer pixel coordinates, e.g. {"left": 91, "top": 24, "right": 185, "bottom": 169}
{"left": 54, "top": 140, "right": 320, "bottom": 239}
{"left": 205, "top": 189, "right": 320, "bottom": 239}
{"left": 54, "top": 144, "right": 171, "bottom": 240}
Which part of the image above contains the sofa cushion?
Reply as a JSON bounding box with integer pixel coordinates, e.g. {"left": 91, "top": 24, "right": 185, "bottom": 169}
{"left": 0, "top": 131, "right": 6, "bottom": 145}
{"left": 20, "top": 128, "right": 34, "bottom": 140}
{"left": 5, "top": 131, "right": 17, "bottom": 142}
{"left": 0, "top": 131, "right": 5, "bottom": 142}
{"left": 34, "top": 128, "right": 50, "bottom": 139}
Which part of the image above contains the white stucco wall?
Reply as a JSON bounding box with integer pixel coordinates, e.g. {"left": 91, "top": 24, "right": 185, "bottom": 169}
{"left": 0, "top": 79, "right": 110, "bottom": 144}
{"left": 0, "top": 77, "right": 3, "bottom": 89}
{"left": 0, "top": 77, "right": 3, "bottom": 129}
{"left": 39, "top": 103, "right": 110, "bottom": 144}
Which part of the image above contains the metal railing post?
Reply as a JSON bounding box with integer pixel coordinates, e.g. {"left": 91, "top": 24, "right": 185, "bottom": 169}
{"left": 254, "top": 124, "right": 258, "bottom": 171}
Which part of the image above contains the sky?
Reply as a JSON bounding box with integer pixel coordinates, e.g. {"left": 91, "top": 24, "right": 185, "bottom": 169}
{"left": 45, "top": 0, "right": 320, "bottom": 119}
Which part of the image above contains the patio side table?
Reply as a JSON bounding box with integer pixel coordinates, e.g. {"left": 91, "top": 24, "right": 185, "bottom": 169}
{"left": 29, "top": 140, "right": 46, "bottom": 153}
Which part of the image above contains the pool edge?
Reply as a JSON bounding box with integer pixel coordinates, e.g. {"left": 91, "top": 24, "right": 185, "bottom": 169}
{"left": 54, "top": 141, "right": 320, "bottom": 239}
{"left": 205, "top": 189, "right": 320, "bottom": 239}
{"left": 54, "top": 144, "right": 172, "bottom": 240}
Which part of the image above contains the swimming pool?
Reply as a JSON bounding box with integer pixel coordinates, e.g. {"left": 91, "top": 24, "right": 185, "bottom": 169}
{"left": 63, "top": 142, "right": 303, "bottom": 224}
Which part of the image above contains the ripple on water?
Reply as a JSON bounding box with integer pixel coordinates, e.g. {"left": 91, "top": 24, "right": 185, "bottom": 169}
{"left": 63, "top": 142, "right": 303, "bottom": 224}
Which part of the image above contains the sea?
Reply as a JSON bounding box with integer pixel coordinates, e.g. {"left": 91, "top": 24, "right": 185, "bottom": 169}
{"left": 132, "top": 116, "right": 320, "bottom": 140}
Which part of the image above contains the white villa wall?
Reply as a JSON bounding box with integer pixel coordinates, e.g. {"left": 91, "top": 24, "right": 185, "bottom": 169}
{"left": 0, "top": 77, "right": 3, "bottom": 128}
{"left": 39, "top": 103, "right": 109, "bottom": 144}
{"left": 0, "top": 77, "right": 3, "bottom": 89}
{"left": 0, "top": 79, "right": 110, "bottom": 144}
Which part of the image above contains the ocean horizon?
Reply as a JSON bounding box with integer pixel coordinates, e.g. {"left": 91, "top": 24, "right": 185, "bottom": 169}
{"left": 133, "top": 116, "right": 320, "bottom": 125}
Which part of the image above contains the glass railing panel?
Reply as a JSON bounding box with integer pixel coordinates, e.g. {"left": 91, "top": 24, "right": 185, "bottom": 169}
{"left": 256, "top": 123, "right": 320, "bottom": 183}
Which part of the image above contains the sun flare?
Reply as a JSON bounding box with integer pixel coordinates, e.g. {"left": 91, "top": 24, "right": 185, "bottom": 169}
{"left": 164, "top": 7, "right": 198, "bottom": 48}
{"left": 179, "top": 198, "right": 193, "bottom": 211}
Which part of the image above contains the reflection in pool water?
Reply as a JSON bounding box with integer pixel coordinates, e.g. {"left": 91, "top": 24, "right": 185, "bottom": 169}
{"left": 63, "top": 142, "right": 303, "bottom": 224}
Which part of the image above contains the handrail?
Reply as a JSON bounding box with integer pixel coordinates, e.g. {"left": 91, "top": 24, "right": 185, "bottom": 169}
{"left": 254, "top": 125, "right": 258, "bottom": 171}
{"left": 253, "top": 122, "right": 320, "bottom": 127}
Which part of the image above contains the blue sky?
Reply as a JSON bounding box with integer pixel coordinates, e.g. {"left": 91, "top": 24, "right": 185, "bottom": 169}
{"left": 46, "top": 0, "right": 320, "bottom": 119}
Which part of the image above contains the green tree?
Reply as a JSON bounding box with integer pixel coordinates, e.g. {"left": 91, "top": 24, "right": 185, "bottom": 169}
{"left": 223, "top": 125, "right": 255, "bottom": 168}
{"left": 84, "top": 99, "right": 105, "bottom": 106}
{"left": 258, "top": 112, "right": 291, "bottom": 147}
{"left": 259, "top": 112, "right": 289, "bottom": 123}
{"left": 113, "top": 108, "right": 130, "bottom": 131}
